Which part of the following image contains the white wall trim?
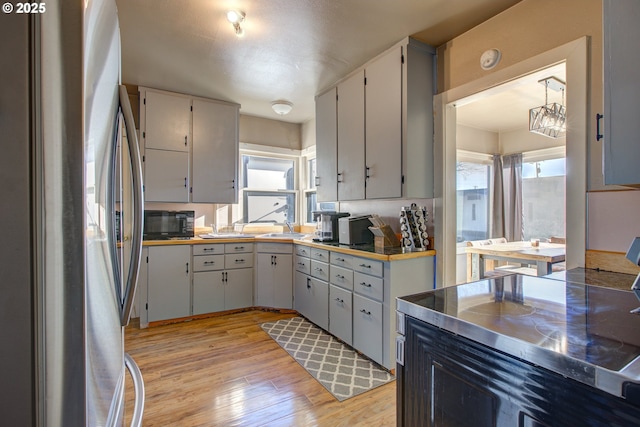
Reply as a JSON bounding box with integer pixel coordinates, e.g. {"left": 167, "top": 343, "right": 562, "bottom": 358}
{"left": 434, "top": 36, "right": 588, "bottom": 287}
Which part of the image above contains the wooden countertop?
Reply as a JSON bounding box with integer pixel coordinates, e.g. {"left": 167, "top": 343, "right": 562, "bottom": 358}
{"left": 142, "top": 236, "right": 435, "bottom": 261}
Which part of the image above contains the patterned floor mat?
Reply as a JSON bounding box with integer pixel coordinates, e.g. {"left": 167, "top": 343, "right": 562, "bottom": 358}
{"left": 260, "top": 317, "right": 394, "bottom": 401}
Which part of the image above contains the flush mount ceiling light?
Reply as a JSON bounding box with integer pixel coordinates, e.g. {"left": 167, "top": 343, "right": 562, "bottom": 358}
{"left": 529, "top": 76, "right": 567, "bottom": 139}
{"left": 227, "top": 10, "right": 245, "bottom": 37}
{"left": 271, "top": 100, "right": 293, "bottom": 115}
{"left": 480, "top": 48, "right": 501, "bottom": 70}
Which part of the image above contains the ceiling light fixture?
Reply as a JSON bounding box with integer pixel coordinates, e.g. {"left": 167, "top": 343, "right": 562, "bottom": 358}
{"left": 271, "top": 100, "right": 293, "bottom": 115}
{"left": 529, "top": 76, "right": 567, "bottom": 139}
{"left": 227, "top": 10, "right": 245, "bottom": 37}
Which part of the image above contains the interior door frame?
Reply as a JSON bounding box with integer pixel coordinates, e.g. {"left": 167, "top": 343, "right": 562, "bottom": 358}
{"left": 434, "top": 37, "right": 588, "bottom": 287}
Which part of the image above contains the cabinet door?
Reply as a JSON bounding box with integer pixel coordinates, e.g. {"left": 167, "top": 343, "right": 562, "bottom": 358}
{"left": 337, "top": 70, "right": 365, "bottom": 201}
{"left": 144, "top": 149, "right": 189, "bottom": 202}
{"left": 147, "top": 245, "right": 191, "bottom": 322}
{"left": 192, "top": 99, "right": 239, "bottom": 203}
{"left": 307, "top": 277, "right": 329, "bottom": 330}
{"left": 225, "top": 268, "right": 253, "bottom": 310}
{"left": 603, "top": 0, "right": 640, "bottom": 186}
{"left": 256, "top": 253, "right": 275, "bottom": 307}
{"left": 294, "top": 271, "right": 311, "bottom": 317}
{"left": 353, "top": 294, "right": 383, "bottom": 364}
{"left": 315, "top": 88, "right": 338, "bottom": 201}
{"left": 329, "top": 284, "right": 352, "bottom": 345}
{"left": 192, "top": 271, "right": 225, "bottom": 315}
{"left": 272, "top": 254, "right": 293, "bottom": 308}
{"left": 144, "top": 90, "right": 191, "bottom": 152}
{"left": 365, "top": 47, "right": 402, "bottom": 199}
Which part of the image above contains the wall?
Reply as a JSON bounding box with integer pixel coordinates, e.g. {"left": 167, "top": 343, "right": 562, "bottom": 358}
{"left": 500, "top": 128, "right": 564, "bottom": 155}
{"left": 438, "top": 0, "right": 640, "bottom": 269}
{"left": 239, "top": 114, "right": 301, "bottom": 150}
{"left": 456, "top": 124, "right": 498, "bottom": 154}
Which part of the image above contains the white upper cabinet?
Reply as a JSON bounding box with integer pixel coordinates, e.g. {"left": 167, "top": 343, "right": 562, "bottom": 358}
{"left": 192, "top": 99, "right": 239, "bottom": 203}
{"left": 144, "top": 90, "right": 191, "bottom": 152}
{"left": 315, "top": 88, "right": 338, "bottom": 202}
{"left": 365, "top": 46, "right": 403, "bottom": 199}
{"left": 337, "top": 70, "right": 366, "bottom": 201}
{"left": 603, "top": 0, "right": 640, "bottom": 187}
{"left": 140, "top": 87, "right": 240, "bottom": 203}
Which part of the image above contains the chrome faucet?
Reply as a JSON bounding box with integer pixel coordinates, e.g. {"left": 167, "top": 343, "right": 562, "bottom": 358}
{"left": 285, "top": 221, "right": 294, "bottom": 233}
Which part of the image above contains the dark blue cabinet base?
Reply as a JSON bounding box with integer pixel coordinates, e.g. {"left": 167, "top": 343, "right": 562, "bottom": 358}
{"left": 397, "top": 316, "right": 640, "bottom": 426}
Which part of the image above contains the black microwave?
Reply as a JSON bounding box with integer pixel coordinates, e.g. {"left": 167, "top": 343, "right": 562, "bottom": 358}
{"left": 143, "top": 210, "right": 195, "bottom": 240}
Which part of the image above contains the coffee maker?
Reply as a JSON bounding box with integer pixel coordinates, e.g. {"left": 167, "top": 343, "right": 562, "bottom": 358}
{"left": 312, "top": 211, "right": 349, "bottom": 242}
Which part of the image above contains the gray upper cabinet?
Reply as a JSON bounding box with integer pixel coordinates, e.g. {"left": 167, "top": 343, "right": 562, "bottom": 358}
{"left": 192, "top": 99, "right": 239, "bottom": 203}
{"left": 144, "top": 90, "right": 191, "bottom": 152}
{"left": 140, "top": 87, "right": 240, "bottom": 203}
{"left": 315, "top": 88, "right": 338, "bottom": 202}
{"left": 315, "top": 37, "right": 435, "bottom": 202}
{"left": 365, "top": 46, "right": 403, "bottom": 199}
{"left": 337, "top": 70, "right": 366, "bottom": 201}
{"left": 603, "top": 0, "right": 640, "bottom": 187}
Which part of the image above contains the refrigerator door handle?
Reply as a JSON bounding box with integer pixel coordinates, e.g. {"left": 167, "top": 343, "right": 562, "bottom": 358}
{"left": 119, "top": 85, "right": 144, "bottom": 326}
{"left": 124, "top": 353, "right": 145, "bottom": 427}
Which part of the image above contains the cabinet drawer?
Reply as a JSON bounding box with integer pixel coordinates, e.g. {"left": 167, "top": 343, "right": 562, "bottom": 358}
{"left": 193, "top": 254, "right": 225, "bottom": 272}
{"left": 353, "top": 257, "right": 383, "bottom": 277}
{"left": 310, "top": 248, "right": 329, "bottom": 262}
{"left": 310, "top": 259, "right": 329, "bottom": 282}
{"left": 330, "top": 265, "right": 354, "bottom": 291}
{"left": 224, "top": 242, "right": 254, "bottom": 254}
{"left": 354, "top": 271, "right": 383, "bottom": 301}
{"left": 295, "top": 255, "right": 311, "bottom": 275}
{"left": 225, "top": 253, "right": 254, "bottom": 269}
{"left": 193, "top": 244, "right": 224, "bottom": 255}
{"left": 295, "top": 245, "right": 311, "bottom": 257}
{"left": 353, "top": 294, "right": 383, "bottom": 364}
{"left": 330, "top": 252, "right": 355, "bottom": 268}
{"left": 257, "top": 242, "right": 293, "bottom": 254}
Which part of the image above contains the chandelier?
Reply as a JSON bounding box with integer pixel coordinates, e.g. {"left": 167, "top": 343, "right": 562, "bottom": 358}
{"left": 529, "top": 76, "right": 566, "bottom": 138}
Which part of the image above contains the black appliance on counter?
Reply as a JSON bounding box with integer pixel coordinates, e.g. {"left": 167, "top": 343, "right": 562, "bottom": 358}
{"left": 143, "top": 210, "right": 194, "bottom": 240}
{"left": 312, "top": 211, "right": 349, "bottom": 242}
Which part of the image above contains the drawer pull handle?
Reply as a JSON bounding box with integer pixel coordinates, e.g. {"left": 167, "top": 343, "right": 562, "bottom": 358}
{"left": 359, "top": 263, "right": 371, "bottom": 269}
{"left": 360, "top": 282, "right": 372, "bottom": 287}
{"left": 360, "top": 309, "right": 372, "bottom": 315}
{"left": 336, "top": 257, "right": 345, "bottom": 262}
{"left": 235, "top": 246, "right": 245, "bottom": 250}
{"left": 335, "top": 274, "right": 345, "bottom": 279}
{"left": 298, "top": 262, "right": 306, "bottom": 266}
{"left": 335, "top": 298, "right": 344, "bottom": 303}
{"left": 204, "top": 261, "right": 215, "bottom": 265}
{"left": 203, "top": 248, "right": 216, "bottom": 252}
{"left": 314, "top": 267, "right": 323, "bottom": 272}
{"left": 235, "top": 259, "right": 245, "bottom": 263}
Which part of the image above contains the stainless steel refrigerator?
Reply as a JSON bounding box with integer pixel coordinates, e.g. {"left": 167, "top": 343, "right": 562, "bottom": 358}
{"left": 0, "top": 0, "right": 145, "bottom": 425}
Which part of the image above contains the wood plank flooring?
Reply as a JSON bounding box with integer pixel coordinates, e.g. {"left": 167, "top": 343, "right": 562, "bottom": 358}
{"left": 124, "top": 310, "right": 396, "bottom": 426}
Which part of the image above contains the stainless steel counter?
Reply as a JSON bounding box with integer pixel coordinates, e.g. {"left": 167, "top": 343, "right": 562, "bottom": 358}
{"left": 396, "top": 274, "right": 640, "bottom": 399}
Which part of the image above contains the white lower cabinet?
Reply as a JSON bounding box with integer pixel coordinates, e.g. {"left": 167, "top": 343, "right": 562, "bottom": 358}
{"left": 192, "top": 271, "right": 225, "bottom": 314}
{"left": 256, "top": 243, "right": 293, "bottom": 309}
{"left": 329, "top": 284, "right": 353, "bottom": 345}
{"left": 224, "top": 268, "right": 254, "bottom": 310}
{"left": 147, "top": 245, "right": 191, "bottom": 322}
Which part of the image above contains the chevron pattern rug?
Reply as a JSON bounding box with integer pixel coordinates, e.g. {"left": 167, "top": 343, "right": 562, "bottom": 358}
{"left": 260, "top": 317, "right": 394, "bottom": 401}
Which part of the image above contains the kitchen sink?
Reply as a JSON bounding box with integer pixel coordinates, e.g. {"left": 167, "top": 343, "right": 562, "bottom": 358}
{"left": 257, "top": 232, "right": 309, "bottom": 239}
{"left": 198, "top": 233, "right": 254, "bottom": 239}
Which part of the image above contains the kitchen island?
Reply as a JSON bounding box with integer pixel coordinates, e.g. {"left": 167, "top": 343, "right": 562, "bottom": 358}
{"left": 396, "top": 274, "right": 640, "bottom": 426}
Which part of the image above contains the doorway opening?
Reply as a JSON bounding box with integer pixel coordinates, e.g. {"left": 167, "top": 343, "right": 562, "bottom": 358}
{"left": 454, "top": 63, "right": 566, "bottom": 284}
{"left": 434, "top": 37, "right": 588, "bottom": 287}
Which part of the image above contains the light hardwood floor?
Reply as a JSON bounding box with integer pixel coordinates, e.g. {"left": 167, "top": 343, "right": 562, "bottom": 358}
{"left": 124, "top": 310, "right": 397, "bottom": 426}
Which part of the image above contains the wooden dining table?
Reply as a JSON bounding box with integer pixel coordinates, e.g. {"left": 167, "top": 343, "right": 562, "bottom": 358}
{"left": 465, "top": 241, "right": 566, "bottom": 281}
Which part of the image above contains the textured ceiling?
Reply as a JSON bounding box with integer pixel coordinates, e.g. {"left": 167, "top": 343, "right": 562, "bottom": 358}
{"left": 116, "top": 0, "right": 522, "bottom": 124}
